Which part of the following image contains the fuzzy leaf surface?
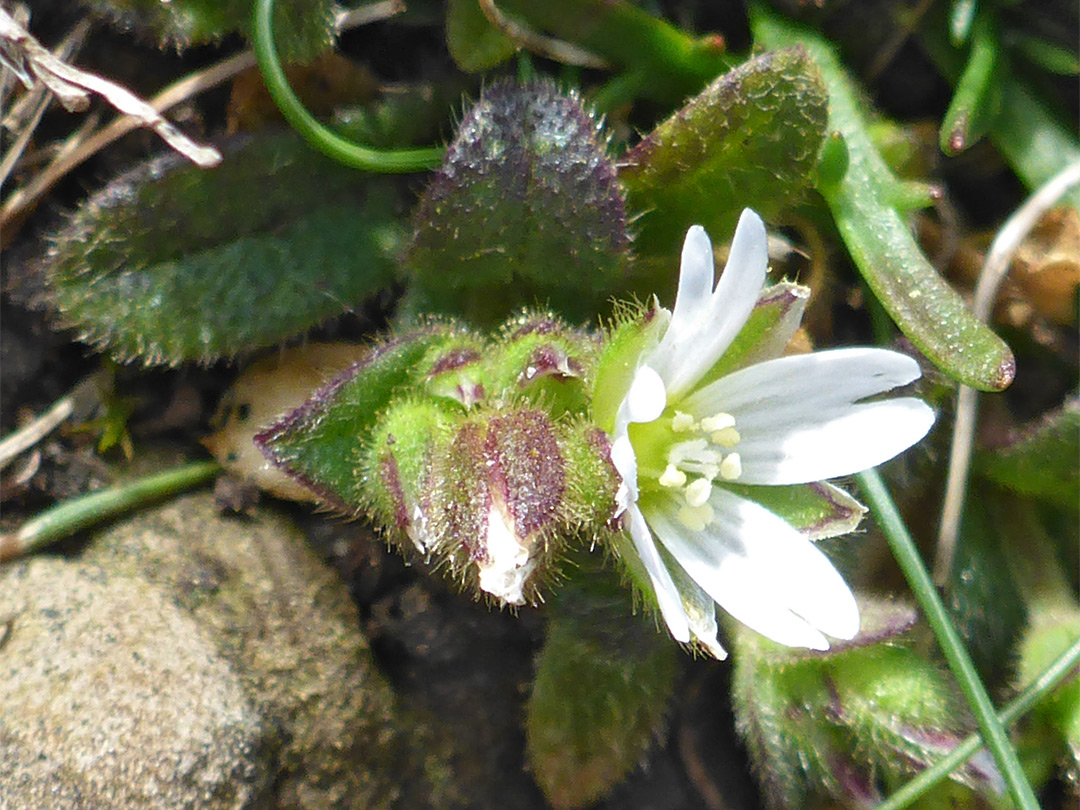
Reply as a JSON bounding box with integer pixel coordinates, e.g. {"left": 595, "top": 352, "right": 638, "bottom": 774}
{"left": 406, "top": 79, "right": 629, "bottom": 325}
{"left": 42, "top": 133, "right": 407, "bottom": 365}
{"left": 255, "top": 331, "right": 453, "bottom": 511}
{"left": 620, "top": 48, "right": 828, "bottom": 255}
{"left": 975, "top": 398, "right": 1080, "bottom": 510}
{"left": 83, "top": 0, "right": 335, "bottom": 60}
{"left": 526, "top": 574, "right": 678, "bottom": 809}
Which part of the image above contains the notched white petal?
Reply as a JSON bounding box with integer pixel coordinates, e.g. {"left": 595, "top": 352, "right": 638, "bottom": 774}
{"left": 476, "top": 505, "right": 535, "bottom": 606}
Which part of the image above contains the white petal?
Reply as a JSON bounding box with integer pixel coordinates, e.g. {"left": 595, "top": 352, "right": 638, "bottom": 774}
{"left": 643, "top": 489, "right": 860, "bottom": 649}
{"left": 610, "top": 433, "right": 638, "bottom": 516}
{"left": 669, "top": 225, "right": 715, "bottom": 337}
{"left": 650, "top": 210, "right": 769, "bottom": 399}
{"left": 623, "top": 364, "right": 667, "bottom": 424}
{"left": 684, "top": 348, "right": 935, "bottom": 484}
{"left": 627, "top": 505, "right": 691, "bottom": 643}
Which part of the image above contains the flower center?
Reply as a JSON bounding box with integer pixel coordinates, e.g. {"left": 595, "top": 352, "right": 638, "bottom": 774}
{"left": 656, "top": 409, "right": 742, "bottom": 530}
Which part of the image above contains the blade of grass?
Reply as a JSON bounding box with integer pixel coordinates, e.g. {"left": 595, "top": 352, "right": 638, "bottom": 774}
{"left": 0, "top": 460, "right": 220, "bottom": 562}
{"left": 856, "top": 468, "right": 1041, "bottom": 810}
{"left": 875, "top": 633, "right": 1080, "bottom": 810}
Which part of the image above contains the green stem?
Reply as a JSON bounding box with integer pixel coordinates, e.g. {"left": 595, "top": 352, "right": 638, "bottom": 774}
{"left": 0, "top": 460, "right": 220, "bottom": 562}
{"left": 251, "top": 0, "right": 444, "bottom": 173}
{"left": 856, "top": 468, "right": 1041, "bottom": 810}
{"left": 875, "top": 633, "right": 1080, "bottom": 810}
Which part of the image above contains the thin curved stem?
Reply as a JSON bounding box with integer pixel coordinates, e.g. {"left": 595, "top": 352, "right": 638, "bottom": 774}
{"left": 251, "top": 0, "right": 444, "bottom": 173}
{"left": 856, "top": 468, "right": 1041, "bottom": 810}
{"left": 875, "top": 634, "right": 1080, "bottom": 810}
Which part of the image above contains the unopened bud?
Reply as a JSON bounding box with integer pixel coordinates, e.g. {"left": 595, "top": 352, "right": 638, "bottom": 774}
{"left": 415, "top": 331, "right": 487, "bottom": 408}
{"left": 431, "top": 407, "right": 567, "bottom": 605}
{"left": 365, "top": 399, "right": 459, "bottom": 555}
{"left": 490, "top": 312, "right": 598, "bottom": 415}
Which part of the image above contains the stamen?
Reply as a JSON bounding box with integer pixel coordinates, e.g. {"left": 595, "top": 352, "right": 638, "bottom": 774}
{"left": 671, "top": 411, "right": 696, "bottom": 432}
{"left": 684, "top": 477, "right": 712, "bottom": 507}
{"left": 658, "top": 464, "right": 687, "bottom": 488}
{"left": 677, "top": 502, "right": 714, "bottom": 531}
{"left": 710, "top": 427, "right": 741, "bottom": 447}
{"left": 719, "top": 452, "right": 742, "bottom": 480}
{"left": 700, "top": 412, "right": 736, "bottom": 432}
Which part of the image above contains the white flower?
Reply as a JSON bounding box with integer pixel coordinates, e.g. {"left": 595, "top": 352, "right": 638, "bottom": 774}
{"left": 606, "top": 209, "right": 935, "bottom": 658}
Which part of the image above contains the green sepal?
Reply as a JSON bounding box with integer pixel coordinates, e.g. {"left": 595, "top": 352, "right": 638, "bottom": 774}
{"left": 363, "top": 397, "right": 462, "bottom": 554}
{"left": 591, "top": 305, "right": 667, "bottom": 433}
{"left": 974, "top": 397, "right": 1080, "bottom": 511}
{"left": 726, "top": 481, "right": 865, "bottom": 541}
{"left": 692, "top": 281, "right": 810, "bottom": 389}
{"left": 525, "top": 567, "right": 680, "bottom": 809}
{"left": 41, "top": 132, "right": 406, "bottom": 365}
{"left": 255, "top": 328, "right": 457, "bottom": 511}
{"left": 406, "top": 79, "right": 630, "bottom": 326}
{"left": 83, "top": 0, "right": 335, "bottom": 61}
{"left": 445, "top": 0, "right": 516, "bottom": 73}
{"left": 620, "top": 47, "right": 828, "bottom": 257}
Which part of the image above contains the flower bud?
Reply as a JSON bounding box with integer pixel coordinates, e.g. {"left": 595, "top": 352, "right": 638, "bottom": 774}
{"left": 490, "top": 312, "right": 598, "bottom": 416}
{"left": 732, "top": 597, "right": 1003, "bottom": 809}
{"left": 364, "top": 399, "right": 459, "bottom": 555}
{"left": 430, "top": 407, "right": 568, "bottom": 605}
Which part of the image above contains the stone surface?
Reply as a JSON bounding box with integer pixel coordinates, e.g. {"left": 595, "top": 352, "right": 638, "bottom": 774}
{"left": 80, "top": 491, "right": 407, "bottom": 810}
{"left": 0, "top": 558, "right": 271, "bottom": 810}
{"left": 0, "top": 491, "right": 413, "bottom": 810}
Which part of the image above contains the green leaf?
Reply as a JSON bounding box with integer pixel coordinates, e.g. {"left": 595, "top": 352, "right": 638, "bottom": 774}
{"left": 974, "top": 398, "right": 1080, "bottom": 510}
{"left": 83, "top": 0, "right": 335, "bottom": 60}
{"left": 445, "top": 0, "right": 516, "bottom": 73}
{"left": 752, "top": 8, "right": 1016, "bottom": 392}
{"left": 526, "top": 571, "right": 679, "bottom": 809}
{"left": 943, "top": 484, "right": 1029, "bottom": 685}
{"left": 620, "top": 47, "right": 829, "bottom": 256}
{"left": 255, "top": 329, "right": 456, "bottom": 511}
{"left": 406, "top": 79, "right": 630, "bottom": 326}
{"left": 41, "top": 132, "right": 407, "bottom": 365}
{"left": 940, "top": 10, "right": 1002, "bottom": 156}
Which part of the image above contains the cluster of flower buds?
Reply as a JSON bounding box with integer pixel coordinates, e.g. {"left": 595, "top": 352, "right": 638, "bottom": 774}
{"left": 257, "top": 314, "right": 618, "bottom": 605}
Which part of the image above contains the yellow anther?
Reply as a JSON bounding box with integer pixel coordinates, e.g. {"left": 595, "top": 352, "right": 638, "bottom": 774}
{"left": 677, "top": 503, "right": 714, "bottom": 532}
{"left": 719, "top": 453, "right": 742, "bottom": 480}
{"left": 658, "top": 464, "right": 687, "bottom": 488}
{"left": 710, "top": 427, "right": 741, "bottom": 447}
{"left": 685, "top": 477, "right": 712, "bottom": 507}
{"left": 700, "top": 412, "right": 736, "bottom": 432}
{"left": 671, "top": 411, "right": 696, "bottom": 432}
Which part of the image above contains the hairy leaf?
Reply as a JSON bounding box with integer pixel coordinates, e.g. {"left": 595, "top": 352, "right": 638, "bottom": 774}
{"left": 406, "top": 79, "right": 630, "bottom": 326}
{"left": 620, "top": 48, "right": 828, "bottom": 256}
{"left": 82, "top": 0, "right": 335, "bottom": 60}
{"left": 41, "top": 132, "right": 407, "bottom": 365}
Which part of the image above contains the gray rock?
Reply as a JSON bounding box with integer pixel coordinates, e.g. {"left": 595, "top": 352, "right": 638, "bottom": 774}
{"left": 0, "top": 558, "right": 271, "bottom": 810}
{"left": 80, "top": 491, "right": 406, "bottom": 810}
{"left": 0, "top": 491, "right": 411, "bottom": 810}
